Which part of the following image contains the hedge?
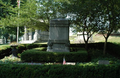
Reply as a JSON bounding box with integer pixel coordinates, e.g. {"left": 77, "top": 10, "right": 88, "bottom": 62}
{"left": 17, "top": 44, "right": 47, "bottom": 53}
{"left": 0, "top": 47, "right": 12, "bottom": 59}
{"left": 21, "top": 48, "right": 88, "bottom": 62}
{"left": 107, "top": 43, "right": 120, "bottom": 56}
{"left": 0, "top": 64, "right": 120, "bottom": 78}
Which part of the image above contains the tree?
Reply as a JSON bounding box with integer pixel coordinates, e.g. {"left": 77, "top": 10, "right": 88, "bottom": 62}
{"left": 0, "top": 27, "right": 24, "bottom": 43}
{"left": 36, "top": 0, "right": 67, "bottom": 31}
{"left": 61, "top": 0, "right": 120, "bottom": 55}
{"left": 0, "top": 0, "right": 66, "bottom": 31}
{"left": 61, "top": 0, "right": 100, "bottom": 53}
{"left": 0, "top": 0, "right": 69, "bottom": 43}
{"left": 0, "top": 0, "right": 24, "bottom": 43}
{"left": 98, "top": 0, "right": 120, "bottom": 55}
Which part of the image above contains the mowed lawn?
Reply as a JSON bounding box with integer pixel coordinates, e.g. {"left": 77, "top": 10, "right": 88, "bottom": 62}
{"left": 70, "top": 34, "right": 120, "bottom": 43}
{"left": 93, "top": 34, "right": 120, "bottom": 43}
{"left": 0, "top": 44, "right": 10, "bottom": 49}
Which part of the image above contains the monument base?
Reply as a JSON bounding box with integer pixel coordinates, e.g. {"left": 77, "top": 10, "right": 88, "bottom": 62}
{"left": 47, "top": 49, "right": 69, "bottom": 52}
{"left": 47, "top": 40, "right": 70, "bottom": 52}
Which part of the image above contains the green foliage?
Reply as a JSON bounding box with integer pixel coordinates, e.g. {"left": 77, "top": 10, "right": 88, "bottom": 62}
{"left": 0, "top": 64, "right": 120, "bottom": 78}
{"left": 0, "top": 47, "right": 12, "bottom": 59}
{"left": 17, "top": 43, "right": 40, "bottom": 53}
{"left": 21, "top": 48, "right": 88, "bottom": 62}
{"left": 107, "top": 43, "right": 120, "bottom": 57}
{"left": 0, "top": 27, "right": 24, "bottom": 42}
{"left": 25, "top": 44, "right": 39, "bottom": 49}
{"left": 97, "top": 0, "right": 120, "bottom": 54}
{"left": 17, "top": 44, "right": 26, "bottom": 53}
{"left": 0, "top": 55, "right": 21, "bottom": 63}
{"left": 0, "top": 0, "right": 67, "bottom": 31}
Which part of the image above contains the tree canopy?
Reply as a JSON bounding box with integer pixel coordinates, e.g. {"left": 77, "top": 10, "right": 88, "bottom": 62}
{"left": 61, "top": 0, "right": 120, "bottom": 54}
{"left": 0, "top": 0, "right": 120, "bottom": 48}
{"left": 0, "top": 0, "right": 67, "bottom": 31}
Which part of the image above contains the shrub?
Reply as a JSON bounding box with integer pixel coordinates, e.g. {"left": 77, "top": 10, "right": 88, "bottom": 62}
{"left": 17, "top": 44, "right": 27, "bottom": 53}
{"left": 16, "top": 44, "right": 47, "bottom": 53}
{"left": 21, "top": 48, "right": 88, "bottom": 62}
{"left": 0, "top": 64, "right": 120, "bottom": 78}
{"left": 26, "top": 44, "right": 39, "bottom": 49}
{"left": 39, "top": 44, "right": 47, "bottom": 47}
{"left": 0, "top": 47, "right": 12, "bottom": 59}
{"left": 107, "top": 42, "right": 120, "bottom": 56}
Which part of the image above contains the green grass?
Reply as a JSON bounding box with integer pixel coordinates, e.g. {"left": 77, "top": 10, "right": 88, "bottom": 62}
{"left": 35, "top": 42, "right": 47, "bottom": 44}
{"left": 108, "top": 36, "right": 120, "bottom": 43}
{"left": 92, "top": 34, "right": 120, "bottom": 43}
{"left": 69, "top": 34, "right": 120, "bottom": 43}
{"left": 69, "top": 35, "right": 77, "bottom": 43}
{"left": 93, "top": 35, "right": 120, "bottom": 43}
{"left": 0, "top": 44, "right": 10, "bottom": 49}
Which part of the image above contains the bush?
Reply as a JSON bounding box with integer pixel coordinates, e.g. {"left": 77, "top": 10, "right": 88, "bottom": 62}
{"left": 0, "top": 64, "right": 120, "bottom": 78}
{"left": 70, "top": 43, "right": 105, "bottom": 52}
{"left": 16, "top": 44, "right": 47, "bottom": 53}
{"left": 26, "top": 44, "right": 39, "bottom": 49}
{"left": 17, "top": 44, "right": 27, "bottom": 53}
{"left": 107, "top": 42, "right": 120, "bottom": 56}
{"left": 21, "top": 48, "right": 88, "bottom": 62}
{"left": 0, "top": 47, "right": 12, "bottom": 59}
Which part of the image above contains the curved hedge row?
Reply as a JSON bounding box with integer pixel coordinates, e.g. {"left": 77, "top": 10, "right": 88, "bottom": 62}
{"left": 0, "top": 47, "right": 12, "bottom": 59}
{"left": 0, "top": 64, "right": 120, "bottom": 78}
{"left": 21, "top": 48, "right": 88, "bottom": 62}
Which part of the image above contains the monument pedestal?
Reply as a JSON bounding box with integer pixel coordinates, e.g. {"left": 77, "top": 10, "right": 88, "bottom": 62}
{"left": 47, "top": 18, "right": 70, "bottom": 52}
{"left": 47, "top": 40, "right": 70, "bottom": 52}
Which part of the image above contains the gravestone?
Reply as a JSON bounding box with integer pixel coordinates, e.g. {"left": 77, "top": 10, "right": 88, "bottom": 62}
{"left": 40, "top": 31, "right": 49, "bottom": 42}
{"left": 47, "top": 18, "right": 70, "bottom": 52}
{"left": 0, "top": 39, "right": 4, "bottom": 44}
{"left": 98, "top": 60, "right": 109, "bottom": 65}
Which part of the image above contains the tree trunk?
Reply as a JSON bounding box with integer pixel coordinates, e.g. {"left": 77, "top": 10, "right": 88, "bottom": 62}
{"left": 85, "top": 41, "right": 88, "bottom": 51}
{"left": 103, "top": 38, "right": 108, "bottom": 55}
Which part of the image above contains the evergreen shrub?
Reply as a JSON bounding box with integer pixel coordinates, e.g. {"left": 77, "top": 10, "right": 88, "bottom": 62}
{"left": 17, "top": 44, "right": 27, "bottom": 53}
{"left": 26, "top": 44, "right": 39, "bottom": 49}
{"left": 0, "top": 47, "right": 12, "bottom": 59}
{"left": 21, "top": 48, "right": 88, "bottom": 62}
{"left": 107, "top": 42, "right": 120, "bottom": 56}
{"left": 0, "top": 64, "right": 120, "bottom": 78}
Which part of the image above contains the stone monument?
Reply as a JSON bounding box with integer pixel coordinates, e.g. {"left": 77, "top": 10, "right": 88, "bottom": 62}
{"left": 47, "top": 18, "right": 70, "bottom": 52}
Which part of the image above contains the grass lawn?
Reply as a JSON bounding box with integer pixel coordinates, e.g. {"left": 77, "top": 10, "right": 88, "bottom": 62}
{"left": 70, "top": 34, "right": 120, "bottom": 43}
{"left": 108, "top": 36, "right": 120, "bottom": 43}
{"left": 93, "top": 34, "right": 120, "bottom": 43}
{"left": 0, "top": 44, "right": 10, "bottom": 49}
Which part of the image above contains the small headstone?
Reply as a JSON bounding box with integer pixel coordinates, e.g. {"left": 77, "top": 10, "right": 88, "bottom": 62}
{"left": 98, "top": 60, "right": 109, "bottom": 65}
{"left": 0, "top": 39, "right": 4, "bottom": 44}
{"left": 65, "top": 62, "right": 76, "bottom": 65}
